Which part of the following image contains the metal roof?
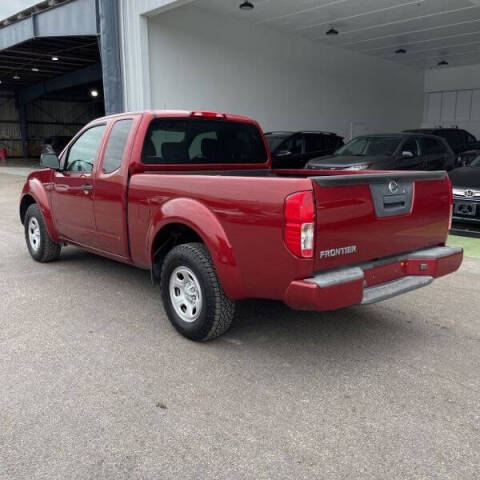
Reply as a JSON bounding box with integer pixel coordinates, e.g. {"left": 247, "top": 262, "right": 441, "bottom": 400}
{"left": 0, "top": 36, "right": 100, "bottom": 89}
{"left": 0, "top": 1, "right": 69, "bottom": 26}
{"left": 0, "top": 0, "right": 99, "bottom": 90}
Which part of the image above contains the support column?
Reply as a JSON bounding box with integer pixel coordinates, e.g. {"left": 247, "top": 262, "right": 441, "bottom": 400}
{"left": 15, "top": 95, "right": 28, "bottom": 158}
{"left": 98, "top": 0, "right": 124, "bottom": 114}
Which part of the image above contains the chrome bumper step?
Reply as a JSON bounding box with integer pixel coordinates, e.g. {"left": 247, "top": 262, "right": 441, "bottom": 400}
{"left": 361, "top": 275, "right": 433, "bottom": 305}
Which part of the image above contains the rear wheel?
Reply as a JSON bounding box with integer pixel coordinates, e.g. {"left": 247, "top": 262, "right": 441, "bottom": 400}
{"left": 24, "top": 204, "right": 61, "bottom": 262}
{"left": 160, "top": 243, "right": 235, "bottom": 341}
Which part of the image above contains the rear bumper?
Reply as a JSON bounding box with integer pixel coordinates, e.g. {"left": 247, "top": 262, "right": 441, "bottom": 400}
{"left": 284, "top": 246, "right": 463, "bottom": 311}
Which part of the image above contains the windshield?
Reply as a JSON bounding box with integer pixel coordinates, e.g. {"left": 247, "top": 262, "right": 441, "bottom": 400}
{"left": 266, "top": 135, "right": 289, "bottom": 152}
{"left": 335, "top": 136, "right": 402, "bottom": 157}
{"left": 470, "top": 156, "right": 480, "bottom": 167}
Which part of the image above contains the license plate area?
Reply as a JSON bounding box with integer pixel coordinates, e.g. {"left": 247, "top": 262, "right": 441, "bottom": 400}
{"left": 454, "top": 202, "right": 476, "bottom": 216}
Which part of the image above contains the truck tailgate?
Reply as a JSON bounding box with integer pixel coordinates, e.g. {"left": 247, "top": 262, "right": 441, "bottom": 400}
{"left": 311, "top": 171, "right": 451, "bottom": 271}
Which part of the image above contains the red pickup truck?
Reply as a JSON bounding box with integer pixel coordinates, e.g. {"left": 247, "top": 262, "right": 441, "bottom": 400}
{"left": 20, "top": 111, "right": 463, "bottom": 341}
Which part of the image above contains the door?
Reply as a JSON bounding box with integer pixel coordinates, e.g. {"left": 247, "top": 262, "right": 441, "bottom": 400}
{"left": 94, "top": 118, "right": 135, "bottom": 257}
{"left": 51, "top": 124, "right": 106, "bottom": 246}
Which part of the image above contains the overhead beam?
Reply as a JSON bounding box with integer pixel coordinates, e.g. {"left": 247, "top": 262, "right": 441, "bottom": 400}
{"left": 17, "top": 63, "right": 102, "bottom": 105}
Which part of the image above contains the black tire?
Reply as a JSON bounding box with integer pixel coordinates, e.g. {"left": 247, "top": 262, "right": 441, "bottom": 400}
{"left": 24, "top": 204, "right": 61, "bottom": 262}
{"left": 160, "top": 243, "right": 235, "bottom": 341}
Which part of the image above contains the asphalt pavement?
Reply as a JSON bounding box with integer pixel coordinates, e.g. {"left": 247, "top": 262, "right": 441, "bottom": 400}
{"left": 0, "top": 168, "right": 479, "bottom": 480}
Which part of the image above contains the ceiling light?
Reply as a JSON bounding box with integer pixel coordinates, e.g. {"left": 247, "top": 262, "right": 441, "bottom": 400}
{"left": 51, "top": 56, "right": 59, "bottom": 61}
{"left": 31, "top": 67, "right": 39, "bottom": 72}
{"left": 326, "top": 27, "right": 339, "bottom": 36}
{"left": 90, "top": 89, "right": 99, "bottom": 97}
{"left": 239, "top": 1, "right": 254, "bottom": 10}
{"left": 437, "top": 60, "right": 448, "bottom": 66}
{"left": 395, "top": 48, "right": 406, "bottom": 54}
{"left": 13, "top": 74, "right": 20, "bottom": 80}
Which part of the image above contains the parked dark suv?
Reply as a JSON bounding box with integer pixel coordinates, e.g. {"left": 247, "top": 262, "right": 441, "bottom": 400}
{"left": 404, "top": 128, "right": 480, "bottom": 164}
{"left": 265, "top": 131, "right": 343, "bottom": 168}
{"left": 305, "top": 133, "right": 456, "bottom": 171}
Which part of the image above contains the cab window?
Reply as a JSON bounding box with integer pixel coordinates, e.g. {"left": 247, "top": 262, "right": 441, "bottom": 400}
{"left": 102, "top": 120, "right": 133, "bottom": 174}
{"left": 65, "top": 125, "right": 106, "bottom": 173}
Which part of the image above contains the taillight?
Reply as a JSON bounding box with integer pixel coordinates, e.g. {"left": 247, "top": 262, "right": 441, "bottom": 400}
{"left": 284, "top": 191, "right": 315, "bottom": 258}
{"left": 191, "top": 111, "right": 225, "bottom": 118}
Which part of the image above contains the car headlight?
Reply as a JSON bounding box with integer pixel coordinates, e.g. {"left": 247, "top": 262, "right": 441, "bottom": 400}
{"left": 452, "top": 187, "right": 465, "bottom": 196}
{"left": 344, "top": 164, "right": 370, "bottom": 170}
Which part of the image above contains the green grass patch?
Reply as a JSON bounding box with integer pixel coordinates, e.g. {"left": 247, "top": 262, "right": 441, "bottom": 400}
{"left": 448, "top": 235, "right": 480, "bottom": 258}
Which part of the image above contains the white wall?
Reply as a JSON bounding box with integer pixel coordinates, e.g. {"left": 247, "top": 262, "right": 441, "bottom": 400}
{"left": 147, "top": 5, "right": 424, "bottom": 139}
{"left": 423, "top": 64, "right": 480, "bottom": 138}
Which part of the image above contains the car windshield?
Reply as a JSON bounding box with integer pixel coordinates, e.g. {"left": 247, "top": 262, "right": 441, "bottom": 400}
{"left": 470, "top": 156, "right": 480, "bottom": 167}
{"left": 335, "top": 136, "right": 402, "bottom": 157}
{"left": 266, "top": 135, "right": 289, "bottom": 152}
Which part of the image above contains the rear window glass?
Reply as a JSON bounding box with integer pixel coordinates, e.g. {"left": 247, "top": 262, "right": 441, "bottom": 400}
{"left": 420, "top": 137, "right": 446, "bottom": 155}
{"left": 142, "top": 119, "right": 267, "bottom": 164}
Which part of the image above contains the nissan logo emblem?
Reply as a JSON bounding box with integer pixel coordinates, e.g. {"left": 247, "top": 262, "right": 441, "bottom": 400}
{"left": 465, "top": 189, "right": 474, "bottom": 197}
{"left": 388, "top": 180, "right": 399, "bottom": 193}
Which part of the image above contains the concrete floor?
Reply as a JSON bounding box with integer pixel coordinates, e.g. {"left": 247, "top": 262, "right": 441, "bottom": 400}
{"left": 0, "top": 170, "right": 479, "bottom": 480}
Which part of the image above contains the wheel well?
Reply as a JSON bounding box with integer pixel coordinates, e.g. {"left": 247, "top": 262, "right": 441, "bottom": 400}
{"left": 151, "top": 223, "right": 203, "bottom": 281}
{"left": 20, "top": 195, "right": 36, "bottom": 224}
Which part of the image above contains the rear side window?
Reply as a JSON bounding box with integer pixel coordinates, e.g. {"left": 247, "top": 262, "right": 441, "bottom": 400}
{"left": 466, "top": 132, "right": 476, "bottom": 144}
{"left": 420, "top": 137, "right": 446, "bottom": 155}
{"left": 305, "top": 134, "right": 325, "bottom": 152}
{"left": 102, "top": 119, "right": 133, "bottom": 173}
{"left": 438, "top": 130, "right": 462, "bottom": 149}
{"left": 142, "top": 119, "right": 267, "bottom": 164}
{"left": 283, "top": 135, "right": 305, "bottom": 155}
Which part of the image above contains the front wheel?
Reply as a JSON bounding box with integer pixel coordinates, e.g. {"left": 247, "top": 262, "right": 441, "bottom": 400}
{"left": 24, "top": 204, "right": 61, "bottom": 262}
{"left": 160, "top": 243, "right": 235, "bottom": 341}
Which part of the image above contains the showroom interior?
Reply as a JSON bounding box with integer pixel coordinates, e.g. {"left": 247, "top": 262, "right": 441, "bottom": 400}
{"left": 122, "top": 0, "right": 480, "bottom": 139}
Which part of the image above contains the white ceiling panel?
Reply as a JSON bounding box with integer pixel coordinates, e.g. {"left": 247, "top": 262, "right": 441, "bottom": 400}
{"left": 195, "top": 0, "right": 480, "bottom": 69}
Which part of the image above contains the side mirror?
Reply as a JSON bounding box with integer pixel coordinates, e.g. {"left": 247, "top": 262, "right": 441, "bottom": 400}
{"left": 40, "top": 153, "right": 60, "bottom": 170}
{"left": 401, "top": 151, "right": 414, "bottom": 158}
{"left": 276, "top": 150, "right": 292, "bottom": 157}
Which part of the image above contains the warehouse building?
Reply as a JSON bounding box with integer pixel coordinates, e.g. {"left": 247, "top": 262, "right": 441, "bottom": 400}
{"left": 0, "top": 0, "right": 121, "bottom": 157}
{"left": 2, "top": 0, "right": 480, "bottom": 157}
{"left": 120, "top": 0, "right": 480, "bottom": 139}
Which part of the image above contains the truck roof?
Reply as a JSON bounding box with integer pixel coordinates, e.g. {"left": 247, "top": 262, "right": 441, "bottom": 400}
{"left": 93, "top": 110, "right": 257, "bottom": 124}
{"left": 265, "top": 130, "right": 340, "bottom": 136}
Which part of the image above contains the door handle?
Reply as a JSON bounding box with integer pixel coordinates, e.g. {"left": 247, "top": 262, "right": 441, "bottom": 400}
{"left": 81, "top": 184, "right": 93, "bottom": 191}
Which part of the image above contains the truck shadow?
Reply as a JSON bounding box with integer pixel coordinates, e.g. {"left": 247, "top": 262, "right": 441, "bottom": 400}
{"left": 224, "top": 298, "right": 424, "bottom": 364}
{"left": 58, "top": 247, "right": 424, "bottom": 362}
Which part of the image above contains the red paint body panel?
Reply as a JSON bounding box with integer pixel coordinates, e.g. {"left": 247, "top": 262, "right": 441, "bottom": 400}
{"left": 20, "top": 110, "right": 462, "bottom": 310}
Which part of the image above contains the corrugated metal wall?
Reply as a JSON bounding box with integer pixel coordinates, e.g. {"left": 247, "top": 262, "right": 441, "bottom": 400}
{"left": 0, "top": 90, "right": 22, "bottom": 157}
{"left": 26, "top": 99, "right": 104, "bottom": 156}
{"left": 0, "top": 89, "right": 104, "bottom": 157}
